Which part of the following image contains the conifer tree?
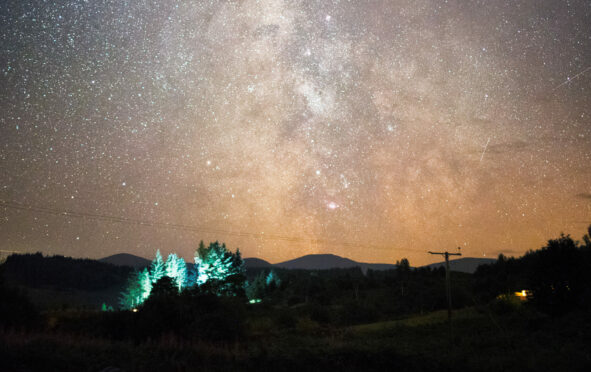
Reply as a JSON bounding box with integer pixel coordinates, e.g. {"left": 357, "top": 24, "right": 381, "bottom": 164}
{"left": 266, "top": 270, "right": 281, "bottom": 289}
{"left": 139, "top": 267, "right": 152, "bottom": 301}
{"left": 246, "top": 271, "right": 267, "bottom": 301}
{"left": 119, "top": 270, "right": 143, "bottom": 309}
{"left": 150, "top": 249, "right": 165, "bottom": 284}
{"left": 194, "top": 241, "right": 245, "bottom": 296}
{"left": 165, "top": 253, "right": 188, "bottom": 291}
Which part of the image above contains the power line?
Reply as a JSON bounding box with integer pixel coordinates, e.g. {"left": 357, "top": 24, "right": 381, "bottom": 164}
{"left": 0, "top": 199, "right": 426, "bottom": 254}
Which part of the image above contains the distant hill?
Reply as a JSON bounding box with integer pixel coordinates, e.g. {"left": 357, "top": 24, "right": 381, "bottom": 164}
{"left": 243, "top": 257, "right": 272, "bottom": 268}
{"left": 97, "top": 252, "right": 493, "bottom": 273}
{"left": 1, "top": 253, "right": 132, "bottom": 309}
{"left": 275, "top": 254, "right": 397, "bottom": 271}
{"left": 99, "top": 253, "right": 150, "bottom": 269}
{"left": 423, "top": 257, "right": 496, "bottom": 274}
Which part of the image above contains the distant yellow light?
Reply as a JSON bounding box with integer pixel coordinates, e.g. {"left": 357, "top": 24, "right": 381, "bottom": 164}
{"left": 132, "top": 308, "right": 138, "bottom": 313}
{"left": 514, "top": 290, "right": 531, "bottom": 300}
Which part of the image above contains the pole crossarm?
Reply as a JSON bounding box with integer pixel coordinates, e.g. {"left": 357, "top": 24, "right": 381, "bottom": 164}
{"left": 427, "top": 249, "right": 462, "bottom": 325}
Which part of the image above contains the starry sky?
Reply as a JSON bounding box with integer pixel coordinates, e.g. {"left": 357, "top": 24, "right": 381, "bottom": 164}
{"left": 1, "top": 0, "right": 590, "bottom": 266}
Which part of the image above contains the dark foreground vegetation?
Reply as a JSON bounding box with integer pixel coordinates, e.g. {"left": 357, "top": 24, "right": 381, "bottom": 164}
{"left": 1, "top": 227, "right": 590, "bottom": 371}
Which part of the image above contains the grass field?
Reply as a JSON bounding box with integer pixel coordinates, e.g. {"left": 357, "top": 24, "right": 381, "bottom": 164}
{"left": 2, "top": 303, "right": 589, "bottom": 371}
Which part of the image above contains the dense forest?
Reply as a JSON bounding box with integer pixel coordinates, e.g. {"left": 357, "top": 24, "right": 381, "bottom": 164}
{"left": 2, "top": 253, "right": 132, "bottom": 291}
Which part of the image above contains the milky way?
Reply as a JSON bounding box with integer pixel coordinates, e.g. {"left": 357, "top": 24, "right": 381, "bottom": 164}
{"left": 1, "top": 0, "right": 590, "bottom": 265}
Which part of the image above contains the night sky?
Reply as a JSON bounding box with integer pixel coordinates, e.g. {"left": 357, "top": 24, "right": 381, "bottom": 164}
{"left": 1, "top": 0, "right": 590, "bottom": 266}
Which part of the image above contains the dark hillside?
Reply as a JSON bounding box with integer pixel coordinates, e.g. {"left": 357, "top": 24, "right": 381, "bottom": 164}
{"left": 2, "top": 253, "right": 131, "bottom": 291}
{"left": 423, "top": 257, "right": 496, "bottom": 274}
{"left": 244, "top": 257, "right": 272, "bottom": 268}
{"left": 99, "top": 253, "right": 150, "bottom": 268}
{"left": 275, "top": 254, "right": 397, "bottom": 271}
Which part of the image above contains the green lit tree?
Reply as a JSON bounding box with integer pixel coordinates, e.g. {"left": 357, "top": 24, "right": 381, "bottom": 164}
{"left": 194, "top": 241, "right": 245, "bottom": 296}
{"left": 150, "top": 250, "right": 165, "bottom": 284}
{"left": 119, "top": 270, "right": 143, "bottom": 309}
{"left": 246, "top": 271, "right": 266, "bottom": 301}
{"left": 266, "top": 270, "right": 281, "bottom": 289}
{"left": 139, "top": 267, "right": 152, "bottom": 302}
{"left": 246, "top": 269, "right": 281, "bottom": 302}
{"left": 165, "top": 253, "right": 188, "bottom": 291}
{"left": 120, "top": 251, "right": 187, "bottom": 309}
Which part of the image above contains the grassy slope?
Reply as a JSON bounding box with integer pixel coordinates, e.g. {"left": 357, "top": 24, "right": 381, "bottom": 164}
{"left": 1, "top": 306, "right": 590, "bottom": 371}
{"left": 349, "top": 306, "right": 591, "bottom": 371}
{"left": 15, "top": 285, "right": 122, "bottom": 310}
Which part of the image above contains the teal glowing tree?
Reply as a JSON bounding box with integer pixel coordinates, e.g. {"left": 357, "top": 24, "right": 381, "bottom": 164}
{"left": 150, "top": 250, "right": 165, "bottom": 284}
{"left": 266, "top": 270, "right": 281, "bottom": 288}
{"left": 194, "top": 240, "right": 245, "bottom": 296}
{"left": 119, "top": 270, "right": 143, "bottom": 309}
{"left": 119, "top": 251, "right": 169, "bottom": 309}
{"left": 246, "top": 269, "right": 281, "bottom": 302}
{"left": 138, "top": 267, "right": 152, "bottom": 302}
{"left": 120, "top": 242, "right": 246, "bottom": 309}
{"left": 165, "top": 253, "right": 188, "bottom": 291}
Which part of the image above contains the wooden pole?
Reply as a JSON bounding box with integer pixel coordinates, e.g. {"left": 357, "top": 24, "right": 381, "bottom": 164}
{"left": 428, "top": 249, "right": 462, "bottom": 322}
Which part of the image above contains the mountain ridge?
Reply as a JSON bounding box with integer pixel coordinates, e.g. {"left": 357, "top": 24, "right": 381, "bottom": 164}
{"left": 100, "top": 253, "right": 496, "bottom": 273}
{"left": 424, "top": 257, "right": 496, "bottom": 274}
{"left": 99, "top": 253, "right": 151, "bottom": 269}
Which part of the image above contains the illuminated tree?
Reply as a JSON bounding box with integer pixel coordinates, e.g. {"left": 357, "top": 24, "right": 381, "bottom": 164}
{"left": 150, "top": 250, "right": 165, "bottom": 284}
{"left": 194, "top": 241, "right": 245, "bottom": 296}
{"left": 246, "top": 269, "right": 281, "bottom": 301}
{"left": 120, "top": 266, "right": 154, "bottom": 309}
{"left": 139, "top": 267, "right": 152, "bottom": 302}
{"left": 266, "top": 270, "right": 281, "bottom": 289}
{"left": 119, "top": 270, "right": 143, "bottom": 309}
{"left": 120, "top": 243, "right": 245, "bottom": 309}
{"left": 165, "top": 253, "right": 188, "bottom": 291}
{"left": 246, "top": 272, "right": 266, "bottom": 301}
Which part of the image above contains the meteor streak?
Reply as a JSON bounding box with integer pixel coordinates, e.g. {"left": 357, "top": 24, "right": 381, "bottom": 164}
{"left": 480, "top": 138, "right": 491, "bottom": 163}
{"left": 553, "top": 66, "right": 591, "bottom": 91}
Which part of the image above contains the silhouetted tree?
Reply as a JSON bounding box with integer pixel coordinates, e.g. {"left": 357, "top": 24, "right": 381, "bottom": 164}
{"left": 246, "top": 271, "right": 266, "bottom": 301}
{"left": 396, "top": 258, "right": 410, "bottom": 272}
{"left": 526, "top": 233, "right": 587, "bottom": 314}
{"left": 474, "top": 227, "right": 591, "bottom": 314}
{"left": 150, "top": 276, "right": 178, "bottom": 298}
{"left": 582, "top": 225, "right": 591, "bottom": 248}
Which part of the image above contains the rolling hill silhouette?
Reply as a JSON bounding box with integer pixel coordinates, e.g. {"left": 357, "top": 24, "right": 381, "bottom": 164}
{"left": 423, "top": 257, "right": 496, "bottom": 273}
{"left": 99, "top": 253, "right": 494, "bottom": 273}
{"left": 274, "top": 254, "right": 397, "bottom": 271}
{"left": 243, "top": 257, "right": 272, "bottom": 268}
{"left": 99, "top": 253, "right": 151, "bottom": 268}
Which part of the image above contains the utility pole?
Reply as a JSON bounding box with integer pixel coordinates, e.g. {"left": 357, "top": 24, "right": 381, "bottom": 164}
{"left": 428, "top": 248, "right": 462, "bottom": 321}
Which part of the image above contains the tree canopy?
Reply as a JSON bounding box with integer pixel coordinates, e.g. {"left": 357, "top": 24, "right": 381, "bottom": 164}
{"left": 120, "top": 241, "right": 246, "bottom": 309}
{"left": 194, "top": 240, "right": 245, "bottom": 296}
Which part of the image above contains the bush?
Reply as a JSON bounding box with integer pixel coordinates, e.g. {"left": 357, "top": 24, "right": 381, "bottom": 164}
{"left": 0, "top": 285, "right": 41, "bottom": 330}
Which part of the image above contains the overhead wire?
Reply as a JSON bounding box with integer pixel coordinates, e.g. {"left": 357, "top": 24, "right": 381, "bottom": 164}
{"left": 0, "top": 199, "right": 426, "bottom": 253}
